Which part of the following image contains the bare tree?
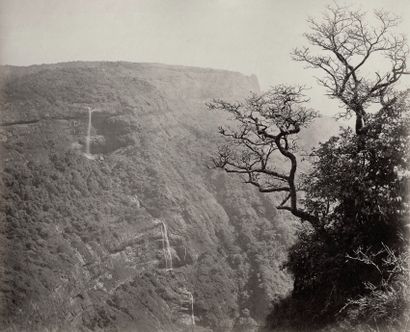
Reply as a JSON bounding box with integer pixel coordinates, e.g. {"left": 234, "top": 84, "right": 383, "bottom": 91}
{"left": 207, "top": 85, "right": 319, "bottom": 226}
{"left": 292, "top": 5, "right": 408, "bottom": 134}
{"left": 207, "top": 5, "right": 408, "bottom": 230}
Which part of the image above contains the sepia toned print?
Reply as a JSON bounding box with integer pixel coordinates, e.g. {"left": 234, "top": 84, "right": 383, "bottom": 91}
{"left": 0, "top": 1, "right": 409, "bottom": 331}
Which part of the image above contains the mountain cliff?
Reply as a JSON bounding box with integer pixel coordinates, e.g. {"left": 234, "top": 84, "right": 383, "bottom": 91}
{"left": 0, "top": 62, "right": 296, "bottom": 331}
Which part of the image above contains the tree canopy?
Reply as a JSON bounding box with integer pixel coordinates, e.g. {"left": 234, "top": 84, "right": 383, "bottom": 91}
{"left": 292, "top": 5, "right": 408, "bottom": 134}
{"left": 208, "top": 4, "right": 410, "bottom": 331}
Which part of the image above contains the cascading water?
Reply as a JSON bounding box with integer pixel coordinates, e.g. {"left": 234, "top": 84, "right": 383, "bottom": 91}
{"left": 159, "top": 221, "right": 173, "bottom": 271}
{"left": 187, "top": 291, "right": 195, "bottom": 326}
{"left": 84, "top": 107, "right": 96, "bottom": 160}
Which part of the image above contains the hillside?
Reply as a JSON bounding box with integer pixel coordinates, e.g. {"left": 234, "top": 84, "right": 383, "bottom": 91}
{"left": 0, "top": 62, "right": 301, "bottom": 331}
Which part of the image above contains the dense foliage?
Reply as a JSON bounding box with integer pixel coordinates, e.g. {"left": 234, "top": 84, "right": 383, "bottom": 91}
{"left": 266, "top": 95, "right": 410, "bottom": 331}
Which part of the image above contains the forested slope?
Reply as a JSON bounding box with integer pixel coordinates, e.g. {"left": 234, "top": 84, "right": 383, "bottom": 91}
{"left": 0, "top": 62, "right": 301, "bottom": 331}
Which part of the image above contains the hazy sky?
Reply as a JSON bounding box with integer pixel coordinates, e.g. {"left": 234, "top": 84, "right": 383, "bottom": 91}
{"left": 1, "top": 0, "right": 410, "bottom": 113}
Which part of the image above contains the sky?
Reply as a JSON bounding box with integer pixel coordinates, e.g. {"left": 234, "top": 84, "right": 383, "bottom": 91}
{"left": 1, "top": 0, "right": 410, "bottom": 114}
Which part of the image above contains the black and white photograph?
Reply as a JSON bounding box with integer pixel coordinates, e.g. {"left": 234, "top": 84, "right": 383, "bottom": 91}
{"left": 0, "top": 1, "right": 409, "bottom": 331}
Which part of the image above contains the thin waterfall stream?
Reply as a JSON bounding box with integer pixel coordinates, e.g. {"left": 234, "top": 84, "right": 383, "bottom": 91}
{"left": 159, "top": 221, "right": 173, "bottom": 271}
{"left": 187, "top": 290, "right": 195, "bottom": 326}
{"left": 84, "top": 107, "right": 96, "bottom": 160}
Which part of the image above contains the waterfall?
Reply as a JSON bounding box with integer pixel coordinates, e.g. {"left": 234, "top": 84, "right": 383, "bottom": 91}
{"left": 159, "top": 221, "right": 173, "bottom": 271}
{"left": 86, "top": 107, "right": 92, "bottom": 155}
{"left": 188, "top": 291, "right": 195, "bottom": 326}
{"left": 84, "top": 107, "right": 95, "bottom": 160}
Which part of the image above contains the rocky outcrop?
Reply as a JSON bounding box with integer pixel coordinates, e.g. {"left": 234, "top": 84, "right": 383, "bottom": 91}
{"left": 0, "top": 62, "right": 294, "bottom": 331}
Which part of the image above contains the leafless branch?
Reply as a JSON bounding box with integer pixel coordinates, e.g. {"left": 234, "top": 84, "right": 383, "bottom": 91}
{"left": 292, "top": 4, "right": 408, "bottom": 134}
{"left": 208, "top": 85, "right": 320, "bottom": 227}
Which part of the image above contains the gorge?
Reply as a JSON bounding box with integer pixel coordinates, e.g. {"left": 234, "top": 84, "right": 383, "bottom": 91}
{"left": 0, "top": 62, "right": 334, "bottom": 331}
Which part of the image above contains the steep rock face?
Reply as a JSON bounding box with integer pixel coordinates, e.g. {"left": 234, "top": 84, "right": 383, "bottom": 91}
{"left": 0, "top": 62, "right": 294, "bottom": 331}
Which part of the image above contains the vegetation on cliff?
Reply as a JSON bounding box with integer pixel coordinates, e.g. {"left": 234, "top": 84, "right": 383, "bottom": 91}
{"left": 0, "top": 62, "right": 295, "bottom": 331}
{"left": 209, "top": 5, "right": 410, "bottom": 331}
